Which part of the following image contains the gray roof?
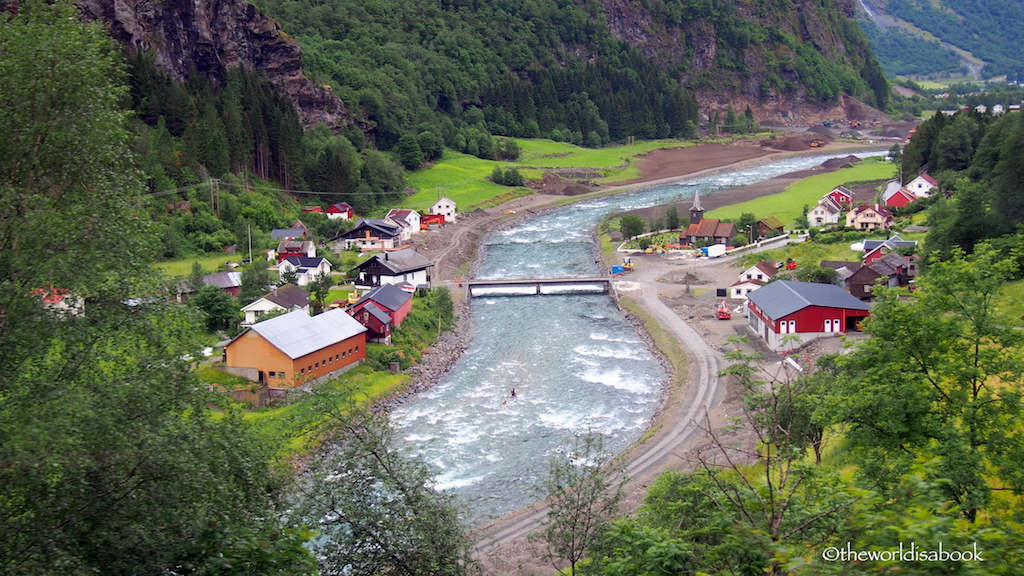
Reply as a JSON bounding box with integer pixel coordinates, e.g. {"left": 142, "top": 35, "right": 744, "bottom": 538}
{"left": 747, "top": 280, "right": 870, "bottom": 320}
{"left": 262, "top": 284, "right": 310, "bottom": 310}
{"left": 361, "top": 302, "right": 392, "bottom": 325}
{"left": 863, "top": 235, "right": 917, "bottom": 252}
{"left": 357, "top": 248, "right": 433, "bottom": 275}
{"left": 204, "top": 271, "right": 241, "bottom": 290}
{"left": 247, "top": 308, "right": 366, "bottom": 359}
{"left": 355, "top": 283, "right": 411, "bottom": 312}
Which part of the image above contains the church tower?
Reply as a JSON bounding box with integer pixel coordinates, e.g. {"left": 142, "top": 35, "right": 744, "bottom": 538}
{"left": 689, "top": 189, "right": 704, "bottom": 223}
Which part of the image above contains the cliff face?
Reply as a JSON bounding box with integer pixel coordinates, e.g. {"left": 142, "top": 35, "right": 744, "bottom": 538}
{"left": 597, "top": 0, "right": 881, "bottom": 124}
{"left": 75, "top": 0, "right": 354, "bottom": 132}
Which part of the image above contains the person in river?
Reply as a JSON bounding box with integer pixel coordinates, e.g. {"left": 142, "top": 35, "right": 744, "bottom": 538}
{"left": 510, "top": 387, "right": 516, "bottom": 398}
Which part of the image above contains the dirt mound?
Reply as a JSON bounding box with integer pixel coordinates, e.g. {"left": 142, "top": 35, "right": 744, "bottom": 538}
{"left": 820, "top": 155, "right": 861, "bottom": 169}
{"left": 528, "top": 172, "right": 600, "bottom": 195}
{"left": 774, "top": 136, "right": 811, "bottom": 151}
{"left": 876, "top": 121, "right": 917, "bottom": 139}
{"left": 840, "top": 94, "right": 892, "bottom": 125}
{"left": 806, "top": 124, "right": 835, "bottom": 135}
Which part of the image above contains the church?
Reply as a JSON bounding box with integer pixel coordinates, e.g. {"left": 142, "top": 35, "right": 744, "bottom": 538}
{"left": 681, "top": 189, "right": 737, "bottom": 246}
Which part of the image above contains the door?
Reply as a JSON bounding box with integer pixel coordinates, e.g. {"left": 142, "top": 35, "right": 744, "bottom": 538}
{"left": 824, "top": 319, "right": 833, "bottom": 332}
{"left": 788, "top": 320, "right": 796, "bottom": 333}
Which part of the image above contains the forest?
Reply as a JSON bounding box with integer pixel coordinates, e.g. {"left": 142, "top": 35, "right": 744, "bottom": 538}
{"left": 883, "top": 0, "right": 1024, "bottom": 78}
{"left": 859, "top": 20, "right": 963, "bottom": 78}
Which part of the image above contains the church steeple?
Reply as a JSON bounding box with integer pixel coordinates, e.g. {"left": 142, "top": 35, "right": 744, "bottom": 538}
{"left": 689, "top": 189, "right": 704, "bottom": 223}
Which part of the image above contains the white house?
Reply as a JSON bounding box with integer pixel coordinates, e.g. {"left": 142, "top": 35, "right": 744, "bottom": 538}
{"left": 905, "top": 173, "right": 938, "bottom": 198}
{"left": 808, "top": 200, "right": 842, "bottom": 226}
{"left": 430, "top": 196, "right": 457, "bottom": 223}
{"left": 739, "top": 260, "right": 778, "bottom": 283}
{"left": 384, "top": 209, "right": 421, "bottom": 241}
{"left": 730, "top": 279, "right": 765, "bottom": 299}
{"left": 277, "top": 256, "right": 332, "bottom": 286}
{"left": 240, "top": 284, "right": 310, "bottom": 326}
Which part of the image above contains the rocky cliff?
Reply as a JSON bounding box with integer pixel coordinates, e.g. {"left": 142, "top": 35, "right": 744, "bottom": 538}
{"left": 75, "top": 0, "right": 354, "bottom": 132}
{"left": 597, "top": 0, "right": 884, "bottom": 124}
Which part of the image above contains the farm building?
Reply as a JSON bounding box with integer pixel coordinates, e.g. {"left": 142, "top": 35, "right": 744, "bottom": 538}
{"left": 746, "top": 280, "right": 870, "bottom": 352}
{"left": 221, "top": 308, "right": 367, "bottom": 388}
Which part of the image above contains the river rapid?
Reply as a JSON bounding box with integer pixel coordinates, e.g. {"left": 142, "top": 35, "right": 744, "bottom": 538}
{"left": 391, "top": 150, "right": 887, "bottom": 524}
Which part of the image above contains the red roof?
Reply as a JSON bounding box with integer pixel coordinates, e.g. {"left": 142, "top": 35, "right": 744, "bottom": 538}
{"left": 920, "top": 173, "right": 939, "bottom": 186}
{"left": 885, "top": 188, "right": 916, "bottom": 208}
{"left": 29, "top": 285, "right": 71, "bottom": 304}
{"left": 686, "top": 218, "right": 736, "bottom": 239}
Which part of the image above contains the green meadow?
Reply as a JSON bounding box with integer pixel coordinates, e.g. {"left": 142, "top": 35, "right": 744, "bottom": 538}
{"left": 156, "top": 253, "right": 241, "bottom": 278}
{"left": 404, "top": 139, "right": 693, "bottom": 212}
{"left": 706, "top": 157, "right": 897, "bottom": 226}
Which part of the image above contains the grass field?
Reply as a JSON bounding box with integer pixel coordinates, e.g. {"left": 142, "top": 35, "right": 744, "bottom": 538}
{"left": 999, "top": 279, "right": 1024, "bottom": 321}
{"left": 156, "top": 253, "right": 240, "bottom": 278}
{"left": 706, "top": 158, "right": 897, "bottom": 226}
{"left": 404, "top": 139, "right": 694, "bottom": 212}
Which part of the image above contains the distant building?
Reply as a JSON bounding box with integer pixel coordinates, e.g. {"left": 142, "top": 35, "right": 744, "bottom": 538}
{"left": 756, "top": 216, "right": 786, "bottom": 237}
{"left": 905, "top": 174, "right": 938, "bottom": 198}
{"left": 430, "top": 196, "right": 457, "bottom": 223}
{"left": 846, "top": 204, "right": 893, "bottom": 231}
{"left": 240, "top": 283, "right": 310, "bottom": 326}
{"left": 327, "top": 202, "right": 355, "bottom": 220}
{"left": 333, "top": 219, "right": 404, "bottom": 251}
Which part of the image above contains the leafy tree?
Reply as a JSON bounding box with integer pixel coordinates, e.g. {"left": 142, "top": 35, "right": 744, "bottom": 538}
{"left": 665, "top": 206, "right": 681, "bottom": 230}
{"left": 618, "top": 214, "right": 646, "bottom": 239}
{"left": 239, "top": 260, "right": 273, "bottom": 305}
{"left": 0, "top": 3, "right": 312, "bottom": 572}
{"left": 307, "top": 269, "right": 333, "bottom": 314}
{"left": 736, "top": 212, "right": 758, "bottom": 240}
{"left": 192, "top": 284, "right": 239, "bottom": 331}
{"left": 290, "top": 387, "right": 475, "bottom": 576}
{"left": 395, "top": 133, "right": 424, "bottom": 171}
{"left": 532, "top": 434, "right": 626, "bottom": 576}
{"left": 188, "top": 261, "right": 206, "bottom": 294}
{"left": 504, "top": 167, "right": 525, "bottom": 186}
{"left": 432, "top": 286, "right": 455, "bottom": 330}
{"left": 828, "top": 244, "right": 1024, "bottom": 522}
{"left": 490, "top": 165, "right": 506, "bottom": 185}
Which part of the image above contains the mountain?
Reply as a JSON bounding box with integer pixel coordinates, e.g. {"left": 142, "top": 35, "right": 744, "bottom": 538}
{"left": 76, "top": 0, "right": 889, "bottom": 145}
{"left": 857, "top": 0, "right": 1024, "bottom": 80}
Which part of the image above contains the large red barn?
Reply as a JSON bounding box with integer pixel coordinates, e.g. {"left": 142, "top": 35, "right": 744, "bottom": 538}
{"left": 746, "top": 280, "right": 870, "bottom": 351}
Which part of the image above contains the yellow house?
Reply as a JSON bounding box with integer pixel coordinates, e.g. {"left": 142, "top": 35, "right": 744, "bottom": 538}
{"left": 222, "top": 309, "right": 367, "bottom": 387}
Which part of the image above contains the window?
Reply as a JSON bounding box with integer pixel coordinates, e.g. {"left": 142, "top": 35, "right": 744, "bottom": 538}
{"left": 315, "top": 362, "right": 320, "bottom": 369}
{"left": 355, "top": 346, "right": 360, "bottom": 353}
{"left": 335, "top": 354, "right": 340, "bottom": 361}
{"left": 342, "top": 351, "right": 346, "bottom": 358}
{"left": 268, "top": 371, "right": 276, "bottom": 378}
{"left": 300, "top": 368, "right": 305, "bottom": 375}
{"left": 308, "top": 365, "right": 312, "bottom": 373}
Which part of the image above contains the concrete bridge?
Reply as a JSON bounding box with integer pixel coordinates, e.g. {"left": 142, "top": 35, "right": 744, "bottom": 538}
{"left": 466, "top": 277, "right": 612, "bottom": 298}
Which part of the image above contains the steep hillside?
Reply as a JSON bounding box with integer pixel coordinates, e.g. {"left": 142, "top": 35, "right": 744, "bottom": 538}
{"left": 858, "top": 0, "right": 1024, "bottom": 79}
{"left": 75, "top": 0, "right": 356, "bottom": 132}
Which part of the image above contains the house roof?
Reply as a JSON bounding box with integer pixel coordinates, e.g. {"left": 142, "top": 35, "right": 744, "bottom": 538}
{"left": 751, "top": 261, "right": 777, "bottom": 277}
{"left": 747, "top": 280, "right": 870, "bottom": 320}
{"left": 820, "top": 260, "right": 861, "bottom": 271}
{"left": 830, "top": 186, "right": 853, "bottom": 198}
{"left": 867, "top": 253, "right": 908, "bottom": 276}
{"left": 360, "top": 302, "right": 392, "bottom": 325}
{"left": 918, "top": 173, "right": 939, "bottom": 186}
{"left": 204, "top": 271, "right": 241, "bottom": 290}
{"left": 271, "top": 228, "right": 307, "bottom": 240}
{"left": 863, "top": 236, "right": 917, "bottom": 252}
{"left": 29, "top": 285, "right": 72, "bottom": 303}
{"left": 244, "top": 308, "right": 366, "bottom": 360}
{"left": 327, "top": 202, "right": 354, "bottom": 213}
{"left": 432, "top": 196, "right": 456, "bottom": 207}
{"left": 759, "top": 216, "right": 785, "bottom": 229}
{"left": 337, "top": 219, "right": 403, "bottom": 240}
{"left": 241, "top": 284, "right": 310, "bottom": 312}
{"left": 277, "top": 240, "right": 313, "bottom": 254}
{"left": 355, "top": 248, "right": 433, "bottom": 275}
{"left": 686, "top": 218, "right": 736, "bottom": 239}
{"left": 813, "top": 199, "right": 842, "bottom": 214}
{"left": 302, "top": 206, "right": 323, "bottom": 213}
{"left": 282, "top": 256, "right": 328, "bottom": 270}
{"left": 731, "top": 278, "right": 766, "bottom": 288}
{"left": 883, "top": 186, "right": 916, "bottom": 205}
{"left": 355, "top": 283, "right": 412, "bottom": 312}
{"left": 836, "top": 265, "right": 861, "bottom": 281}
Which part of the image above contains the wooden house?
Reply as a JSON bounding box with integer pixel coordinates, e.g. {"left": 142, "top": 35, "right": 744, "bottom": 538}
{"left": 756, "top": 216, "right": 786, "bottom": 237}
{"left": 222, "top": 308, "right": 367, "bottom": 387}
{"left": 351, "top": 248, "right": 433, "bottom": 290}
{"left": 333, "top": 219, "right": 404, "bottom": 251}
{"left": 746, "top": 280, "right": 871, "bottom": 351}
{"left": 351, "top": 283, "right": 413, "bottom": 327}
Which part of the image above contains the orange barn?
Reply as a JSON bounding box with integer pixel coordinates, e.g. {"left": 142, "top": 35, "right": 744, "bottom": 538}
{"left": 223, "top": 309, "right": 368, "bottom": 387}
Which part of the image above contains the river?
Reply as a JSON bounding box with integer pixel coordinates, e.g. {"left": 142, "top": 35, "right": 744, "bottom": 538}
{"left": 391, "top": 150, "right": 887, "bottom": 524}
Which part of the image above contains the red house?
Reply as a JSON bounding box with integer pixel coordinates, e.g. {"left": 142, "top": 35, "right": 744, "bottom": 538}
{"left": 350, "top": 283, "right": 412, "bottom": 327}
{"left": 883, "top": 187, "right": 916, "bottom": 208}
{"left": 352, "top": 302, "right": 393, "bottom": 344}
{"left": 327, "top": 202, "right": 355, "bottom": 220}
{"left": 746, "top": 280, "right": 870, "bottom": 352}
{"left": 825, "top": 186, "right": 853, "bottom": 206}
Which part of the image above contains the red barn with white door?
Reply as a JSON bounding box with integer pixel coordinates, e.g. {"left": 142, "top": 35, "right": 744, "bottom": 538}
{"left": 746, "top": 280, "right": 870, "bottom": 352}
